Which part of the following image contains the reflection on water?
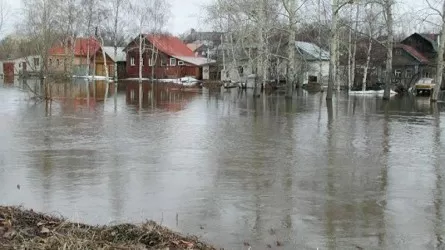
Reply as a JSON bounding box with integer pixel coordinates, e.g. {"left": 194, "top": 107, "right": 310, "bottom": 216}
{"left": 1, "top": 83, "right": 445, "bottom": 249}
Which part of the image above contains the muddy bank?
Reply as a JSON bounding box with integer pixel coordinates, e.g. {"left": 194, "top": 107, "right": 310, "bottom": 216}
{"left": 0, "top": 206, "right": 216, "bottom": 250}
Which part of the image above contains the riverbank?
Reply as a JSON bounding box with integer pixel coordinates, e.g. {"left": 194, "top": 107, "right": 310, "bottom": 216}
{"left": 0, "top": 206, "right": 216, "bottom": 249}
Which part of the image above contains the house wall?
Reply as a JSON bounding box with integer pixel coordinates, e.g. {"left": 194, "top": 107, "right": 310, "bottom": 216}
{"left": 302, "top": 61, "right": 329, "bottom": 85}
{"left": 126, "top": 48, "right": 200, "bottom": 79}
{"left": 392, "top": 48, "right": 422, "bottom": 67}
{"left": 221, "top": 60, "right": 254, "bottom": 83}
{"left": 48, "top": 51, "right": 114, "bottom": 77}
{"left": 13, "top": 56, "right": 42, "bottom": 75}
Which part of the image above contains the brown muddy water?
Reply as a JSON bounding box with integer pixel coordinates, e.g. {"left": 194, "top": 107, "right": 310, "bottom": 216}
{"left": 1, "top": 80, "right": 445, "bottom": 249}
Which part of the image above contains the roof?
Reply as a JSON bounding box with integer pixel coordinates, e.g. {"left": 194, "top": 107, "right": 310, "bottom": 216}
{"left": 419, "top": 33, "right": 439, "bottom": 43}
{"left": 49, "top": 38, "right": 101, "bottom": 57}
{"left": 186, "top": 43, "right": 203, "bottom": 52}
{"left": 403, "top": 33, "right": 439, "bottom": 52}
{"left": 183, "top": 29, "right": 223, "bottom": 43}
{"left": 103, "top": 46, "right": 126, "bottom": 62}
{"left": 146, "top": 34, "right": 195, "bottom": 57}
{"left": 398, "top": 44, "right": 429, "bottom": 64}
{"left": 175, "top": 56, "right": 215, "bottom": 66}
{"left": 295, "top": 41, "right": 329, "bottom": 61}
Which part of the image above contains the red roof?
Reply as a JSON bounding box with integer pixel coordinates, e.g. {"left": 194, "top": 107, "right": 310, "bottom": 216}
{"left": 145, "top": 34, "right": 195, "bottom": 57}
{"left": 49, "top": 38, "right": 101, "bottom": 57}
{"left": 398, "top": 44, "right": 429, "bottom": 64}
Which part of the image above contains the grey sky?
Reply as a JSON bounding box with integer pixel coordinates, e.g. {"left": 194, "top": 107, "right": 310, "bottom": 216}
{"left": 3, "top": 0, "right": 440, "bottom": 38}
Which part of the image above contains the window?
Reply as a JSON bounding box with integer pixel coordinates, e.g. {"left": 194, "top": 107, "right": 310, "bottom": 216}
{"left": 34, "top": 58, "right": 40, "bottom": 67}
{"left": 406, "top": 69, "right": 413, "bottom": 78}
{"left": 56, "top": 59, "right": 60, "bottom": 66}
{"left": 394, "top": 69, "right": 402, "bottom": 78}
{"left": 178, "top": 61, "right": 184, "bottom": 66}
{"left": 395, "top": 49, "right": 402, "bottom": 55}
{"left": 238, "top": 66, "right": 244, "bottom": 76}
{"left": 423, "top": 71, "right": 430, "bottom": 78}
{"left": 149, "top": 58, "right": 153, "bottom": 66}
{"left": 130, "top": 57, "right": 135, "bottom": 66}
{"left": 170, "top": 58, "right": 176, "bottom": 66}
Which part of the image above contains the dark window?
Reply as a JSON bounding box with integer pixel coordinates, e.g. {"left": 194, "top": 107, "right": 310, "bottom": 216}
{"left": 406, "top": 69, "right": 413, "bottom": 78}
{"left": 394, "top": 69, "right": 402, "bottom": 78}
{"left": 238, "top": 66, "right": 244, "bottom": 75}
{"left": 34, "top": 58, "right": 40, "bottom": 67}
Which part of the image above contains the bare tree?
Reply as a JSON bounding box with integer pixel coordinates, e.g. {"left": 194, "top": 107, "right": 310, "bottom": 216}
{"left": 429, "top": 0, "right": 445, "bottom": 102}
{"left": 381, "top": 0, "right": 394, "bottom": 100}
{"left": 281, "top": 0, "right": 298, "bottom": 98}
{"left": 130, "top": 0, "right": 169, "bottom": 106}
{"left": 326, "top": 0, "right": 354, "bottom": 100}
{"left": 22, "top": 0, "right": 62, "bottom": 99}
{"left": 57, "top": 0, "right": 83, "bottom": 77}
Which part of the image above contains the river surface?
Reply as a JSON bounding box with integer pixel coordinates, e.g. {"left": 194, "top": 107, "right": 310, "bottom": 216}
{"left": 1, "top": 82, "right": 445, "bottom": 250}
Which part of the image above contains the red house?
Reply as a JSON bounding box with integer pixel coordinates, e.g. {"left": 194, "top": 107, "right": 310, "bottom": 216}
{"left": 124, "top": 34, "right": 214, "bottom": 80}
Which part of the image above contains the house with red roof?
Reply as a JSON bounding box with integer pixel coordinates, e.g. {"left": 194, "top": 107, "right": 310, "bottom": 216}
{"left": 48, "top": 37, "right": 115, "bottom": 76}
{"left": 124, "top": 34, "right": 215, "bottom": 80}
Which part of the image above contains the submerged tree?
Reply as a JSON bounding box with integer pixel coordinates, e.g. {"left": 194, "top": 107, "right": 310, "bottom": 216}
{"left": 326, "top": 0, "right": 354, "bottom": 100}
{"left": 430, "top": 0, "right": 445, "bottom": 102}
{"left": 381, "top": 0, "right": 394, "bottom": 100}
{"left": 21, "top": 0, "right": 62, "bottom": 99}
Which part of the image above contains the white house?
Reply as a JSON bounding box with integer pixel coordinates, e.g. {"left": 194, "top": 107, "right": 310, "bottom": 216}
{"left": 294, "top": 41, "right": 330, "bottom": 86}
{"left": 11, "top": 55, "right": 42, "bottom": 75}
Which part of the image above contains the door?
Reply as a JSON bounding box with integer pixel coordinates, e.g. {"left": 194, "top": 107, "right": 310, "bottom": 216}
{"left": 95, "top": 63, "right": 104, "bottom": 76}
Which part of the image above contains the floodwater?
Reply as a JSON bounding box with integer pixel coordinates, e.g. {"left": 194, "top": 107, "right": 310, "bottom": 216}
{"left": 1, "top": 81, "right": 445, "bottom": 250}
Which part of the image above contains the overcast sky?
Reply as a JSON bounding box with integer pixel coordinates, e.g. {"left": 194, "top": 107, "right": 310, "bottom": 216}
{"left": 3, "top": 0, "right": 440, "bottom": 37}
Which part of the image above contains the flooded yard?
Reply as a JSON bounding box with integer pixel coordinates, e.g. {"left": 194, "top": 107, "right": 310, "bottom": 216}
{"left": 1, "top": 81, "right": 445, "bottom": 249}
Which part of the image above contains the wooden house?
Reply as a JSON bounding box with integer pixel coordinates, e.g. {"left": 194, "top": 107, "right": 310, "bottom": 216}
{"left": 124, "top": 34, "right": 215, "bottom": 80}
{"left": 48, "top": 38, "right": 115, "bottom": 77}
{"left": 393, "top": 33, "right": 439, "bottom": 88}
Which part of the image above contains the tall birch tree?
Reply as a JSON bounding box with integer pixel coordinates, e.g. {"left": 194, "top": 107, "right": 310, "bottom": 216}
{"left": 281, "top": 0, "right": 298, "bottom": 98}
{"left": 381, "top": 0, "right": 394, "bottom": 100}
{"left": 430, "top": 0, "right": 445, "bottom": 102}
{"left": 327, "top": 0, "right": 354, "bottom": 100}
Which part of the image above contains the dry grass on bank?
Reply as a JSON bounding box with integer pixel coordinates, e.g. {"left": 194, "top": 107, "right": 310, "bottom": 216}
{"left": 0, "top": 206, "right": 216, "bottom": 250}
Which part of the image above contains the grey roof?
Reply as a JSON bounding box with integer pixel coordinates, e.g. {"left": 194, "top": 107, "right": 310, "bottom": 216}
{"left": 103, "top": 46, "right": 126, "bottom": 62}
{"left": 184, "top": 29, "right": 223, "bottom": 44}
{"left": 295, "top": 41, "right": 330, "bottom": 61}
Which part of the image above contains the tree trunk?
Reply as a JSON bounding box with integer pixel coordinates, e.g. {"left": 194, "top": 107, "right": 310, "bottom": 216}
{"left": 348, "top": 28, "right": 352, "bottom": 90}
{"left": 255, "top": 0, "right": 265, "bottom": 97}
{"left": 113, "top": 0, "right": 122, "bottom": 105}
{"left": 139, "top": 34, "right": 143, "bottom": 107}
{"left": 286, "top": 0, "right": 296, "bottom": 98}
{"left": 335, "top": 36, "right": 340, "bottom": 91}
{"left": 327, "top": 0, "right": 339, "bottom": 100}
{"left": 362, "top": 35, "right": 373, "bottom": 91}
{"left": 432, "top": 1, "right": 445, "bottom": 102}
{"left": 383, "top": 0, "right": 394, "bottom": 100}
{"left": 318, "top": 0, "right": 323, "bottom": 85}
{"left": 101, "top": 36, "right": 110, "bottom": 101}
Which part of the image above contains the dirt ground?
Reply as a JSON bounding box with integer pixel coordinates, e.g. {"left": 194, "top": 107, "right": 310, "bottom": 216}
{"left": 0, "top": 206, "right": 216, "bottom": 250}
